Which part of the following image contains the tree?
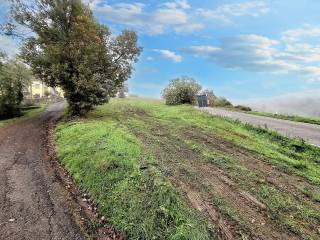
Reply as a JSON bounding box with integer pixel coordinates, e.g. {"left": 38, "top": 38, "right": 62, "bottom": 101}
{"left": 0, "top": 54, "right": 32, "bottom": 118}
{"left": 118, "top": 82, "right": 128, "bottom": 98}
{"left": 162, "top": 77, "right": 202, "bottom": 105}
{"left": 7, "top": 0, "right": 142, "bottom": 115}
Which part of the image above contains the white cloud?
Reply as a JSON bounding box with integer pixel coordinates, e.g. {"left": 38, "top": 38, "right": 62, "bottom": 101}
{"left": 282, "top": 25, "right": 320, "bottom": 42}
{"left": 174, "top": 22, "right": 204, "bottom": 34}
{"left": 93, "top": 0, "right": 201, "bottom": 35}
{"left": 162, "top": 0, "right": 190, "bottom": 10}
{"left": 96, "top": 2, "right": 145, "bottom": 27}
{"left": 297, "top": 66, "right": 320, "bottom": 81}
{"left": 197, "top": 1, "right": 270, "bottom": 23}
{"left": 184, "top": 34, "right": 320, "bottom": 81}
{"left": 184, "top": 46, "right": 221, "bottom": 57}
{"left": 155, "top": 49, "right": 183, "bottom": 63}
{"left": 278, "top": 43, "right": 320, "bottom": 63}
{"left": 185, "top": 35, "right": 295, "bottom": 73}
{"left": 153, "top": 8, "right": 188, "bottom": 25}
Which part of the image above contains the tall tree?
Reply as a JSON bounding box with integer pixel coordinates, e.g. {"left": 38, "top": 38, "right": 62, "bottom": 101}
{"left": 7, "top": 0, "right": 141, "bottom": 115}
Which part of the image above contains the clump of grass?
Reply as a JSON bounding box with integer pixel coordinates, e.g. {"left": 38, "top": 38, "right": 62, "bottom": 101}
{"left": 55, "top": 121, "right": 212, "bottom": 240}
{"left": 258, "top": 185, "right": 320, "bottom": 234}
{"left": 300, "top": 187, "right": 320, "bottom": 203}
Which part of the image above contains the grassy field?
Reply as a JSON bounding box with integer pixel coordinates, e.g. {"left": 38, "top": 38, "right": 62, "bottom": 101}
{"left": 0, "top": 106, "right": 45, "bottom": 128}
{"left": 55, "top": 98, "right": 320, "bottom": 240}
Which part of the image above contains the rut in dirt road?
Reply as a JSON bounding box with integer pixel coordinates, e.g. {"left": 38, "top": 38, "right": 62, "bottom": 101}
{"left": 0, "top": 102, "right": 85, "bottom": 240}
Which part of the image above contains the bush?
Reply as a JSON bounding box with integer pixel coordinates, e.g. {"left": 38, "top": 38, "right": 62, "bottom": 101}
{"left": 201, "top": 89, "right": 233, "bottom": 108}
{"left": 162, "top": 77, "right": 202, "bottom": 105}
{"left": 235, "top": 105, "right": 252, "bottom": 111}
{"left": 212, "top": 97, "right": 233, "bottom": 107}
{"left": 202, "top": 89, "right": 217, "bottom": 107}
{"left": 0, "top": 56, "right": 32, "bottom": 118}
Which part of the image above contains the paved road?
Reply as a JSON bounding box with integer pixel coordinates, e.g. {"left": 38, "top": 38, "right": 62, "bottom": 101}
{"left": 200, "top": 107, "right": 320, "bottom": 146}
{"left": 0, "top": 102, "right": 85, "bottom": 240}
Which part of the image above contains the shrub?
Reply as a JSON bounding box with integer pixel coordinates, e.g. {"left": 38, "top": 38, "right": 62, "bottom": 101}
{"left": 162, "top": 77, "right": 202, "bottom": 105}
{"left": 202, "top": 89, "right": 216, "bottom": 106}
{"left": 212, "top": 97, "right": 233, "bottom": 107}
{"left": 201, "top": 89, "right": 233, "bottom": 108}
{"left": 0, "top": 56, "right": 32, "bottom": 118}
{"left": 235, "top": 105, "right": 252, "bottom": 111}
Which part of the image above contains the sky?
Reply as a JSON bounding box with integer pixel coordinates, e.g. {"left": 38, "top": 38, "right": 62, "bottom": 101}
{"left": 1, "top": 0, "right": 320, "bottom": 105}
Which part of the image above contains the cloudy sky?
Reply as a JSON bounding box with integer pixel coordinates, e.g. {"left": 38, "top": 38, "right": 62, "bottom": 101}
{"left": 1, "top": 0, "right": 320, "bottom": 103}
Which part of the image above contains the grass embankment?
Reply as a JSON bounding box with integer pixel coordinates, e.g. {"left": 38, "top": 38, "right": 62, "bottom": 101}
{"left": 0, "top": 105, "right": 45, "bottom": 128}
{"left": 55, "top": 98, "right": 320, "bottom": 240}
{"left": 243, "top": 110, "right": 320, "bottom": 126}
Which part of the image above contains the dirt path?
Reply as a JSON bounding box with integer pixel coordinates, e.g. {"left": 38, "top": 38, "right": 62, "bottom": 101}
{"left": 200, "top": 107, "right": 320, "bottom": 146}
{"left": 0, "top": 102, "right": 85, "bottom": 240}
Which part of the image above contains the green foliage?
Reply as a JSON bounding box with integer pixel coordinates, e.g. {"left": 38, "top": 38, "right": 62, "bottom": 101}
{"left": 0, "top": 54, "right": 32, "bottom": 118}
{"left": 162, "top": 77, "right": 202, "bottom": 105}
{"left": 118, "top": 82, "right": 128, "bottom": 98}
{"left": 234, "top": 105, "right": 252, "bottom": 111}
{"left": 210, "top": 97, "right": 233, "bottom": 108}
{"left": 8, "top": 0, "right": 141, "bottom": 115}
{"left": 55, "top": 121, "right": 211, "bottom": 239}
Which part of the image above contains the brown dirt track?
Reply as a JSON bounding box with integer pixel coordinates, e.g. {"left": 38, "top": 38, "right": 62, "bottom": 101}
{"left": 0, "top": 102, "right": 86, "bottom": 239}
{"left": 0, "top": 103, "right": 124, "bottom": 240}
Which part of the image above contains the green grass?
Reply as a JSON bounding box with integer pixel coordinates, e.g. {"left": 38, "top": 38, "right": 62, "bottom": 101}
{"left": 55, "top": 98, "right": 320, "bottom": 239}
{"left": 0, "top": 105, "right": 45, "bottom": 128}
{"left": 55, "top": 121, "right": 212, "bottom": 240}
{"left": 243, "top": 110, "right": 320, "bottom": 126}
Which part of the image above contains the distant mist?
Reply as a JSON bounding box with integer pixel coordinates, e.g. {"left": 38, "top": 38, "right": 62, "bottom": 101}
{"left": 238, "top": 90, "right": 320, "bottom": 117}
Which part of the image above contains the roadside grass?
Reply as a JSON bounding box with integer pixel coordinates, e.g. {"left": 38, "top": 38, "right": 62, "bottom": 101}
{"left": 0, "top": 105, "right": 45, "bottom": 128}
{"left": 55, "top": 98, "right": 320, "bottom": 239}
{"left": 241, "top": 110, "right": 320, "bottom": 126}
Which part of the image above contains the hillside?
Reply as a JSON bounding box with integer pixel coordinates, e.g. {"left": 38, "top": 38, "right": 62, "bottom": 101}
{"left": 55, "top": 98, "right": 320, "bottom": 239}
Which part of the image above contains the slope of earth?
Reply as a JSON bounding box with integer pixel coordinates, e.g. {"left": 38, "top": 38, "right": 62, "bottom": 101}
{"left": 55, "top": 98, "right": 320, "bottom": 240}
{"left": 0, "top": 102, "right": 86, "bottom": 240}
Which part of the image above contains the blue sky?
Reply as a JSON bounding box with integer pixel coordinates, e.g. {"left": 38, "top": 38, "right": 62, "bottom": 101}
{"left": 1, "top": 0, "right": 320, "bottom": 103}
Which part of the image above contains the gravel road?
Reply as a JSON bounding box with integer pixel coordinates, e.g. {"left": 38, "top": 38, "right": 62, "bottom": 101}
{"left": 200, "top": 107, "right": 320, "bottom": 146}
{"left": 0, "top": 102, "right": 85, "bottom": 240}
